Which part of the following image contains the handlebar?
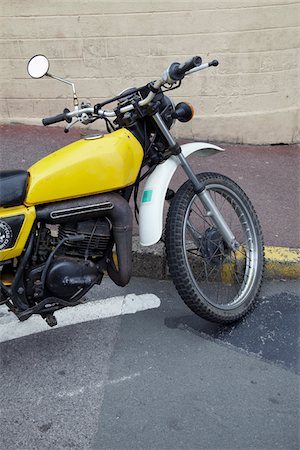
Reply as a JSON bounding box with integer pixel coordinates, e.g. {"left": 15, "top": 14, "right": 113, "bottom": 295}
{"left": 42, "top": 56, "right": 219, "bottom": 126}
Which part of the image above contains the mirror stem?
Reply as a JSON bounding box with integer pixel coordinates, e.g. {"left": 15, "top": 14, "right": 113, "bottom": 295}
{"left": 46, "top": 73, "right": 79, "bottom": 107}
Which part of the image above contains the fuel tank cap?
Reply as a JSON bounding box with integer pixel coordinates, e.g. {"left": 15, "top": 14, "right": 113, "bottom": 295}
{"left": 83, "top": 134, "right": 104, "bottom": 140}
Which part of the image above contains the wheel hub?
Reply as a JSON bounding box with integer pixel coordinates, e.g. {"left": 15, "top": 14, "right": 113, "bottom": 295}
{"left": 199, "top": 227, "right": 226, "bottom": 266}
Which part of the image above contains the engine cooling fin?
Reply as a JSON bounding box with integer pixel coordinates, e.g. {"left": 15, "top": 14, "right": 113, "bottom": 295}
{"left": 58, "top": 218, "right": 111, "bottom": 258}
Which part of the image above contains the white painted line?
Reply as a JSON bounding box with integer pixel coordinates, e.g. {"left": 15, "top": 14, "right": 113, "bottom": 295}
{"left": 0, "top": 293, "right": 161, "bottom": 344}
{"left": 106, "top": 372, "right": 141, "bottom": 385}
{"left": 56, "top": 372, "right": 141, "bottom": 399}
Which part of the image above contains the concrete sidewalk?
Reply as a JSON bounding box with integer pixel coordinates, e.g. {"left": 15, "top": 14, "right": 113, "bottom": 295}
{"left": 0, "top": 124, "right": 299, "bottom": 279}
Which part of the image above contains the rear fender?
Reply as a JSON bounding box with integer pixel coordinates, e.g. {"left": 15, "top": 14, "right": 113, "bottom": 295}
{"left": 139, "top": 142, "right": 224, "bottom": 246}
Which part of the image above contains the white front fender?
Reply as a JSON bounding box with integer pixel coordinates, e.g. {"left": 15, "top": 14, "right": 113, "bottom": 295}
{"left": 139, "top": 142, "right": 224, "bottom": 246}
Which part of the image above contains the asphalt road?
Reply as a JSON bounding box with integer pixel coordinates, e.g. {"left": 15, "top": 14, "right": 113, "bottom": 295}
{"left": 0, "top": 278, "right": 299, "bottom": 450}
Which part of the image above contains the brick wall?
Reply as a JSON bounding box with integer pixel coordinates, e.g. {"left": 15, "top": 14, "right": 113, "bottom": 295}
{"left": 0, "top": 0, "right": 299, "bottom": 144}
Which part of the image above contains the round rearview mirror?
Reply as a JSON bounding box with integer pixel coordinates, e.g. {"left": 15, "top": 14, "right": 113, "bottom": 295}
{"left": 27, "top": 54, "right": 49, "bottom": 79}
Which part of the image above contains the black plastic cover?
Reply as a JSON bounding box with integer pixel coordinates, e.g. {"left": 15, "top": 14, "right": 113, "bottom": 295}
{"left": 0, "top": 170, "right": 29, "bottom": 207}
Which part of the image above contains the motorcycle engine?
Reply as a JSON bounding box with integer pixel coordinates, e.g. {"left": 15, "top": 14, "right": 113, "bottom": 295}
{"left": 46, "top": 218, "right": 111, "bottom": 298}
{"left": 46, "top": 256, "right": 99, "bottom": 299}
{"left": 27, "top": 218, "right": 111, "bottom": 301}
{"left": 58, "top": 218, "right": 111, "bottom": 258}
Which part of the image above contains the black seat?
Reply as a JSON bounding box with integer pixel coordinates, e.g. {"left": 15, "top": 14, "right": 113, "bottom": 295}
{"left": 0, "top": 170, "right": 29, "bottom": 207}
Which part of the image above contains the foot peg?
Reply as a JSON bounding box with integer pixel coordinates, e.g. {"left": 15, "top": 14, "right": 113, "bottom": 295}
{"left": 45, "top": 314, "right": 57, "bottom": 327}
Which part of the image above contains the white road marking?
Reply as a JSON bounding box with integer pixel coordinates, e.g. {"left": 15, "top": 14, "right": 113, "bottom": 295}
{"left": 0, "top": 293, "right": 161, "bottom": 344}
{"left": 56, "top": 372, "right": 141, "bottom": 399}
{"left": 106, "top": 372, "right": 141, "bottom": 385}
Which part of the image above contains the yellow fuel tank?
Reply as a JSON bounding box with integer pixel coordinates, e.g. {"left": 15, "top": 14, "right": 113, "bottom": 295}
{"left": 25, "top": 129, "right": 143, "bottom": 205}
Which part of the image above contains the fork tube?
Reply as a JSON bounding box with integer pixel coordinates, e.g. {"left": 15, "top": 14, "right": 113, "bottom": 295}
{"left": 153, "top": 112, "right": 205, "bottom": 190}
{"left": 177, "top": 153, "right": 238, "bottom": 249}
{"left": 152, "top": 112, "right": 177, "bottom": 147}
{"left": 198, "top": 189, "right": 239, "bottom": 249}
{"left": 152, "top": 112, "right": 238, "bottom": 250}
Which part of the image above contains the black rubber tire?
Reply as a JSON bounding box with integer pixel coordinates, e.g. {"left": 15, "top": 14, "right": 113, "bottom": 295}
{"left": 165, "top": 172, "right": 264, "bottom": 323}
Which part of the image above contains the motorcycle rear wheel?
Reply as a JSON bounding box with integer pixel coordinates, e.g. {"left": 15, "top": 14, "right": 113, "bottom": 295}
{"left": 165, "top": 172, "right": 264, "bottom": 323}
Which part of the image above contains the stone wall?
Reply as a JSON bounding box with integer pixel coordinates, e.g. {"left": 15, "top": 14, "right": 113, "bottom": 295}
{"left": 0, "top": 0, "right": 299, "bottom": 144}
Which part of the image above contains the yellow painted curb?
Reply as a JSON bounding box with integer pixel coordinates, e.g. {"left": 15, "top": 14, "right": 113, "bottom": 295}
{"left": 265, "top": 246, "right": 300, "bottom": 279}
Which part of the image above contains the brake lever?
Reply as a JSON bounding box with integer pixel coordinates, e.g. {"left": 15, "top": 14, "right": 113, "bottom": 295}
{"left": 64, "top": 118, "right": 80, "bottom": 133}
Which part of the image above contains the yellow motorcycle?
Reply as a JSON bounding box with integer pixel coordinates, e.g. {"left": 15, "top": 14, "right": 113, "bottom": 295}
{"left": 0, "top": 54, "right": 264, "bottom": 327}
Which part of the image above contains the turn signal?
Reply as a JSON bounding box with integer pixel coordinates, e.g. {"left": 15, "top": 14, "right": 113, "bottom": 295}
{"left": 173, "top": 102, "right": 195, "bottom": 123}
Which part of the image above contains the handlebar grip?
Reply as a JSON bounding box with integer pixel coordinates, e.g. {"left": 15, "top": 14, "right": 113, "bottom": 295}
{"left": 42, "top": 109, "right": 71, "bottom": 126}
{"left": 178, "top": 56, "right": 202, "bottom": 75}
{"left": 42, "top": 113, "right": 65, "bottom": 126}
{"left": 168, "top": 56, "right": 202, "bottom": 82}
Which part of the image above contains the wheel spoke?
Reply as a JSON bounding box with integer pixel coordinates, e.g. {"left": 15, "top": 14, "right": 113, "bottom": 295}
{"left": 190, "top": 204, "right": 211, "bottom": 228}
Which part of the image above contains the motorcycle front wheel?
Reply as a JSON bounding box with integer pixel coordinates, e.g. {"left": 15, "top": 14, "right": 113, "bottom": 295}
{"left": 165, "top": 172, "right": 264, "bottom": 323}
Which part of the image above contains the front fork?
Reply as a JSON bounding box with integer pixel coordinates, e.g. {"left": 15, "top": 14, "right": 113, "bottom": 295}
{"left": 152, "top": 112, "right": 239, "bottom": 251}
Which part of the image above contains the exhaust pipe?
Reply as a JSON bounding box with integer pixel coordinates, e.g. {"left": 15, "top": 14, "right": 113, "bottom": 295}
{"left": 105, "top": 195, "right": 133, "bottom": 287}
{"left": 36, "top": 193, "right": 133, "bottom": 287}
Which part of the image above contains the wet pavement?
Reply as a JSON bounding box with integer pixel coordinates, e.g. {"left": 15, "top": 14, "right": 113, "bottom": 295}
{"left": 0, "top": 277, "right": 299, "bottom": 450}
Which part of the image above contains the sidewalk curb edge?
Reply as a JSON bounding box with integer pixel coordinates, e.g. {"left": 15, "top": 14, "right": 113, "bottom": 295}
{"left": 132, "top": 239, "right": 300, "bottom": 280}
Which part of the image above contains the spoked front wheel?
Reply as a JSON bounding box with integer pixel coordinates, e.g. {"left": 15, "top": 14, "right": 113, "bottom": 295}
{"left": 165, "top": 172, "right": 264, "bottom": 323}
